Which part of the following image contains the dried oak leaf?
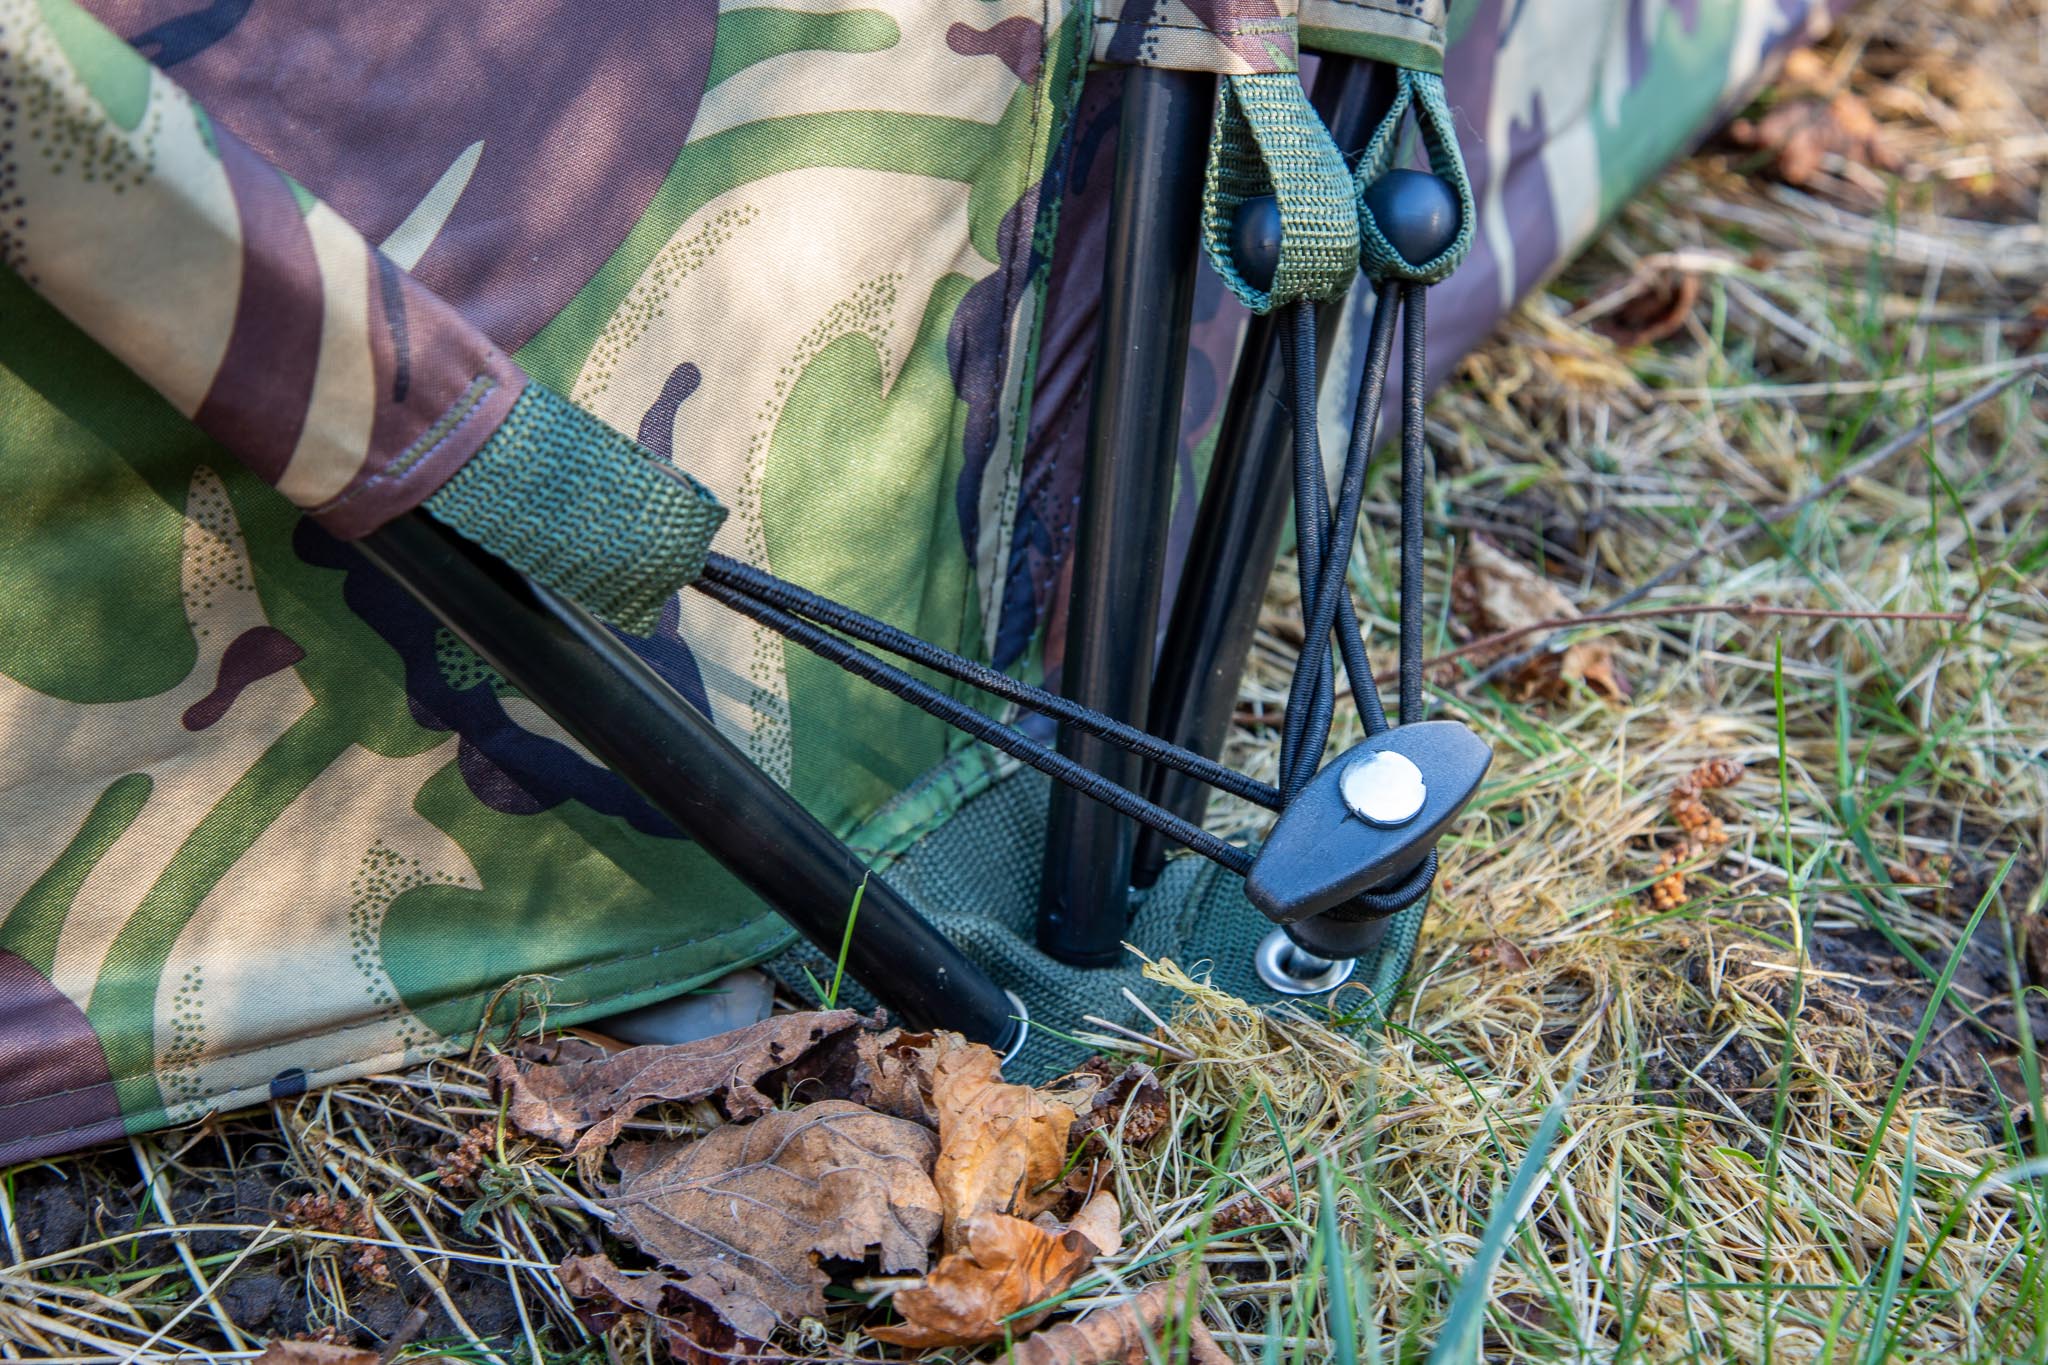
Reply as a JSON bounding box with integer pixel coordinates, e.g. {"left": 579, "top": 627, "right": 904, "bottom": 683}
{"left": 1009, "top": 1280, "right": 1231, "bottom": 1365}
{"left": 871, "top": 1193, "right": 1121, "bottom": 1349}
{"left": 603, "top": 1099, "right": 942, "bottom": 1340}
{"left": 929, "top": 1044, "right": 1080, "bottom": 1245}
{"left": 1451, "top": 538, "right": 1627, "bottom": 701}
{"left": 250, "top": 1344, "right": 379, "bottom": 1365}
{"left": 764, "top": 1024, "right": 977, "bottom": 1131}
{"left": 559, "top": 1252, "right": 773, "bottom": 1365}
{"left": 492, "top": 1009, "right": 861, "bottom": 1155}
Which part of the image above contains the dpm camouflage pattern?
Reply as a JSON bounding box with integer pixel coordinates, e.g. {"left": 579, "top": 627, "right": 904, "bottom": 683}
{"left": 1, "top": 0, "right": 1836, "bottom": 1164}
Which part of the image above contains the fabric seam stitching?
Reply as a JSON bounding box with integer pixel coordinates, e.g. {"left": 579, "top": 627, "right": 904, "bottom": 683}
{"left": 314, "top": 371, "right": 498, "bottom": 516}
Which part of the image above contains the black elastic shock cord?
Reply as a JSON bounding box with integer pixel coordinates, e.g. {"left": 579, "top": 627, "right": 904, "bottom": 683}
{"left": 1262, "top": 283, "right": 1440, "bottom": 920}
{"left": 1281, "top": 283, "right": 1401, "bottom": 801}
{"left": 686, "top": 276, "right": 1441, "bottom": 916}
{"left": 1398, "top": 281, "right": 1429, "bottom": 726}
{"left": 699, "top": 553, "right": 1282, "bottom": 811}
{"left": 692, "top": 576, "right": 1257, "bottom": 875}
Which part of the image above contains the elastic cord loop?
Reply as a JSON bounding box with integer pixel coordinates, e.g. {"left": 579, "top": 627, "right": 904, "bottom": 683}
{"left": 1353, "top": 69, "right": 1474, "bottom": 284}
{"left": 1201, "top": 72, "right": 1360, "bottom": 313}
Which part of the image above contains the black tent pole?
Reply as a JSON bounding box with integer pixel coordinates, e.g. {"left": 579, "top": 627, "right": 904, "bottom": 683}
{"left": 358, "top": 512, "right": 1022, "bottom": 1050}
{"left": 1035, "top": 66, "right": 1216, "bottom": 966}
{"left": 1131, "top": 55, "right": 1400, "bottom": 888}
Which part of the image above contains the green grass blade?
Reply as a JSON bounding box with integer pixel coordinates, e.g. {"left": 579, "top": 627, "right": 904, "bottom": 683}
{"left": 1852, "top": 854, "right": 2013, "bottom": 1200}
{"left": 824, "top": 873, "right": 866, "bottom": 1009}
{"left": 1424, "top": 1062, "right": 1582, "bottom": 1365}
{"left": 1318, "top": 1161, "right": 1360, "bottom": 1365}
{"left": 1857, "top": 1122, "right": 1919, "bottom": 1365}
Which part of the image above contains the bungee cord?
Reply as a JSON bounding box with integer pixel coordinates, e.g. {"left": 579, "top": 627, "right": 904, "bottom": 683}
{"left": 690, "top": 278, "right": 1440, "bottom": 921}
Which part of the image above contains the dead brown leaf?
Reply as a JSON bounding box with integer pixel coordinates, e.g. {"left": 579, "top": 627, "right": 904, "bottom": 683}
{"left": 559, "top": 1253, "right": 775, "bottom": 1365}
{"left": 870, "top": 1192, "right": 1120, "bottom": 1349}
{"left": 1471, "top": 937, "right": 1535, "bottom": 972}
{"left": 603, "top": 1099, "right": 942, "bottom": 1340}
{"left": 763, "top": 1024, "right": 978, "bottom": 1130}
{"left": 1009, "top": 1280, "right": 1231, "bottom": 1365}
{"left": 1591, "top": 268, "right": 1701, "bottom": 348}
{"left": 1729, "top": 88, "right": 1901, "bottom": 187}
{"left": 1451, "top": 538, "right": 1627, "bottom": 701}
{"left": 930, "top": 1044, "right": 1078, "bottom": 1243}
{"left": 250, "top": 1345, "right": 378, "bottom": 1365}
{"left": 1559, "top": 639, "right": 1630, "bottom": 701}
{"left": 858, "top": 1028, "right": 971, "bottom": 1126}
{"left": 492, "top": 1010, "right": 861, "bottom": 1156}
{"left": 1054, "top": 1061, "right": 1169, "bottom": 1195}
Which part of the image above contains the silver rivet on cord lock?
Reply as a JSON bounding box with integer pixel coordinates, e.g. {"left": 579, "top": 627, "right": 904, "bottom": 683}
{"left": 1255, "top": 926, "right": 1357, "bottom": 995}
{"left": 1341, "top": 749, "right": 1426, "bottom": 826}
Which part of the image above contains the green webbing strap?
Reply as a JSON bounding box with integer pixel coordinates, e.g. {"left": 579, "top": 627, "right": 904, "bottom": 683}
{"left": 1201, "top": 72, "right": 1359, "bottom": 315}
{"left": 423, "top": 382, "right": 727, "bottom": 635}
{"left": 1354, "top": 68, "right": 1475, "bottom": 284}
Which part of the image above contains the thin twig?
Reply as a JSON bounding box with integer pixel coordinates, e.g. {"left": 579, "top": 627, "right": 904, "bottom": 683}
{"left": 1660, "top": 354, "right": 2039, "bottom": 402}
{"left": 1459, "top": 366, "right": 2040, "bottom": 691}
{"left": 375, "top": 1304, "right": 431, "bottom": 1365}
{"left": 1079, "top": 1015, "right": 1196, "bottom": 1061}
{"left": 1419, "top": 602, "right": 1966, "bottom": 676}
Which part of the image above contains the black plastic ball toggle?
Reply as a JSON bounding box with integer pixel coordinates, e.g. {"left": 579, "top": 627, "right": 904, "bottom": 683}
{"left": 1228, "top": 194, "right": 1284, "bottom": 293}
{"left": 1361, "top": 168, "right": 1461, "bottom": 266}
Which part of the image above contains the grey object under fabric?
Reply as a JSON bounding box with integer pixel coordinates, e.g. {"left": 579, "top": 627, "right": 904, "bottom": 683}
{"left": 770, "top": 767, "right": 1429, "bottom": 1078}
{"left": 596, "top": 969, "right": 776, "bottom": 1046}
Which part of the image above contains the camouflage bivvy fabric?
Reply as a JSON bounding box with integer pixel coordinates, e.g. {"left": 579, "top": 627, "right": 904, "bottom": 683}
{"left": 1, "top": 0, "right": 1845, "bottom": 1164}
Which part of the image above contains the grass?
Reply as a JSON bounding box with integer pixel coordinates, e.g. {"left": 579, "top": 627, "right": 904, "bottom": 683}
{"left": 4, "top": 0, "right": 2045, "bottom": 1360}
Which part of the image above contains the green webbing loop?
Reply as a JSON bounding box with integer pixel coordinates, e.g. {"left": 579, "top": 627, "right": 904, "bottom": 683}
{"left": 1201, "top": 72, "right": 1359, "bottom": 314}
{"left": 423, "top": 382, "right": 727, "bottom": 635}
{"left": 1354, "top": 68, "right": 1474, "bottom": 284}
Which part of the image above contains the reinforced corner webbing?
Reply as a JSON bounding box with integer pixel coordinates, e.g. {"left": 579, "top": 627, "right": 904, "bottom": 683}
{"left": 1355, "top": 68, "right": 1475, "bottom": 284}
{"left": 423, "top": 383, "right": 727, "bottom": 635}
{"left": 1201, "top": 72, "right": 1359, "bottom": 313}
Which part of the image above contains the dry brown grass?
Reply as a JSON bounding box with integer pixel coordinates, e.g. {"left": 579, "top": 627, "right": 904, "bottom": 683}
{"left": 1151, "top": 0, "right": 2048, "bottom": 1355}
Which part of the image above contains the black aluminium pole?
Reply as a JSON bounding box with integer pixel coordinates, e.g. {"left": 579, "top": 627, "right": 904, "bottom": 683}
{"left": 1035, "top": 67, "right": 1217, "bottom": 967}
{"left": 1131, "top": 56, "right": 1401, "bottom": 889}
{"left": 357, "top": 512, "right": 1022, "bottom": 1050}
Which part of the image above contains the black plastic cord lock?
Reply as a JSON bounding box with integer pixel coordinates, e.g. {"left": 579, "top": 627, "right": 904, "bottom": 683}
{"left": 1245, "top": 719, "right": 1491, "bottom": 926}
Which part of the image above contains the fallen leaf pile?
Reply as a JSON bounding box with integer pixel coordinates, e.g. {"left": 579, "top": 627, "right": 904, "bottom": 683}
{"left": 1450, "top": 537, "right": 1629, "bottom": 701}
{"left": 1650, "top": 757, "right": 1748, "bottom": 909}
{"left": 493, "top": 1014, "right": 1174, "bottom": 1359}
{"left": 874, "top": 1045, "right": 1119, "bottom": 1348}
{"left": 1728, "top": 50, "right": 1902, "bottom": 188}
